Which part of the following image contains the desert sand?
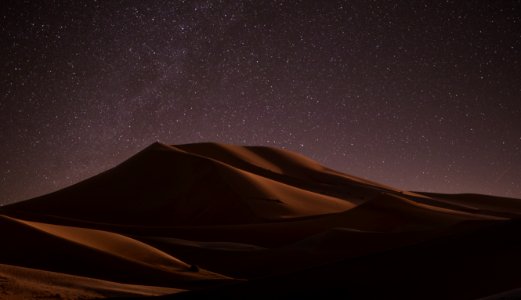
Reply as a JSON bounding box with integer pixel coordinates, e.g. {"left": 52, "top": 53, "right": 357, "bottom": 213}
{"left": 1, "top": 142, "right": 520, "bottom": 299}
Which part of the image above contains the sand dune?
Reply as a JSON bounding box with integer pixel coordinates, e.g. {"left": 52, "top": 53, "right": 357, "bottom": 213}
{"left": 0, "top": 142, "right": 519, "bottom": 299}
{"left": 3, "top": 215, "right": 190, "bottom": 271}
{"left": 5, "top": 143, "right": 361, "bottom": 225}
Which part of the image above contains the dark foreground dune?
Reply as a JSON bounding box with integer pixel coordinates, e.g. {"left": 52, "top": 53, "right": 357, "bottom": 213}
{"left": 0, "top": 142, "right": 519, "bottom": 299}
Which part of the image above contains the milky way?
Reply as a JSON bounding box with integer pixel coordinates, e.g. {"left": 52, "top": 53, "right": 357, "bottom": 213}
{"left": 1, "top": 1, "right": 520, "bottom": 204}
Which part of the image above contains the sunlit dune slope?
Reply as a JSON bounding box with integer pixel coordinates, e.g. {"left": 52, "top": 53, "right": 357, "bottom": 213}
{"left": 0, "top": 215, "right": 230, "bottom": 287}
{"left": 176, "top": 142, "right": 396, "bottom": 191}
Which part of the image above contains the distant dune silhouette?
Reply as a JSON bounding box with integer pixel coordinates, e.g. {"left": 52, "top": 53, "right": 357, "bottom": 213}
{"left": 1, "top": 142, "right": 520, "bottom": 299}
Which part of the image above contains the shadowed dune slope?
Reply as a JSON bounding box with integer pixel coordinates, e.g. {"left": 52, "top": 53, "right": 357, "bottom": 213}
{"left": 155, "top": 219, "right": 521, "bottom": 300}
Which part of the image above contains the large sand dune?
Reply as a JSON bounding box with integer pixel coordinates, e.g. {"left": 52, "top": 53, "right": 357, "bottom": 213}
{"left": 0, "top": 142, "right": 519, "bottom": 299}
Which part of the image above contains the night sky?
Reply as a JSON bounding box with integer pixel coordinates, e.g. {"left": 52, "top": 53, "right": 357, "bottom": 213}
{"left": 1, "top": 1, "right": 520, "bottom": 204}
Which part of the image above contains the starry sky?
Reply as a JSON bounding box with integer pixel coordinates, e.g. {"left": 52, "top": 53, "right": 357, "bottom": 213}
{"left": 1, "top": 1, "right": 520, "bottom": 204}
